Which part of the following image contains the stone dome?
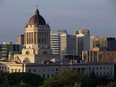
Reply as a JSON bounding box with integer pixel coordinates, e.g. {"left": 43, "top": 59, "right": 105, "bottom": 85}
{"left": 28, "top": 9, "right": 46, "bottom": 26}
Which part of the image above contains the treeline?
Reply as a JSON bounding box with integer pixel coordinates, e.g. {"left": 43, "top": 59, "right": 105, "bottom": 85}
{"left": 0, "top": 72, "right": 44, "bottom": 87}
{"left": 40, "top": 70, "right": 116, "bottom": 87}
{"left": 0, "top": 71, "right": 115, "bottom": 87}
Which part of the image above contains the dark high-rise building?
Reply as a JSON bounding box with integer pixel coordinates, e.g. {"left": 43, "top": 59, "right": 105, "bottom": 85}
{"left": 107, "top": 37, "right": 116, "bottom": 51}
{"left": 0, "top": 42, "right": 22, "bottom": 60}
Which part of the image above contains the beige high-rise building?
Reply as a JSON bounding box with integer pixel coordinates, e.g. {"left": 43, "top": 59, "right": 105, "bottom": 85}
{"left": 17, "top": 34, "right": 24, "bottom": 45}
{"left": 90, "top": 36, "right": 116, "bottom": 51}
{"left": 60, "top": 32, "right": 76, "bottom": 55}
{"left": 60, "top": 32, "right": 67, "bottom": 54}
{"left": 90, "top": 36, "right": 107, "bottom": 51}
{"left": 50, "top": 30, "right": 76, "bottom": 55}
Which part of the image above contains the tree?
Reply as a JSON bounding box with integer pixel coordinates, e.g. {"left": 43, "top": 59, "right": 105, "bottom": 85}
{"left": 12, "top": 82, "right": 32, "bottom": 87}
{"left": 73, "top": 82, "right": 81, "bottom": 87}
{"left": 39, "top": 77, "right": 61, "bottom": 87}
{"left": 97, "top": 85, "right": 106, "bottom": 87}
{"left": 40, "top": 70, "right": 93, "bottom": 87}
{"left": 6, "top": 72, "right": 44, "bottom": 87}
{"left": 81, "top": 76, "right": 97, "bottom": 87}
{"left": 107, "top": 82, "right": 116, "bottom": 87}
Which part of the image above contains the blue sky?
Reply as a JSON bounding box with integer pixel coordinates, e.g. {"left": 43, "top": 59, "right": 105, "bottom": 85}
{"left": 0, "top": 0, "right": 116, "bottom": 43}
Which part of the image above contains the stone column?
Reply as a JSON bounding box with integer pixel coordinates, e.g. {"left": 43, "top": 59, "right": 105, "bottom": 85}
{"left": 36, "top": 32, "right": 38, "bottom": 44}
{"left": 33, "top": 32, "right": 34, "bottom": 44}
{"left": 31, "top": 32, "right": 33, "bottom": 44}
{"left": 27, "top": 33, "right": 28, "bottom": 44}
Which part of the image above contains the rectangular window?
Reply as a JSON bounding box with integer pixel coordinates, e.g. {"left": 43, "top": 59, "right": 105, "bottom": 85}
{"left": 34, "top": 69, "right": 36, "bottom": 72}
{"left": 56, "top": 68, "right": 58, "bottom": 71}
{"left": 29, "top": 69, "right": 31, "bottom": 72}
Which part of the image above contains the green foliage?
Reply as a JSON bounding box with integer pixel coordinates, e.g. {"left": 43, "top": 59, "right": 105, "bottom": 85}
{"left": 12, "top": 82, "right": 32, "bottom": 87}
{"left": 40, "top": 70, "right": 95, "bottom": 87}
{"left": 0, "top": 70, "right": 115, "bottom": 87}
{"left": 107, "top": 82, "right": 116, "bottom": 87}
{"left": 81, "top": 75, "right": 97, "bottom": 87}
{"left": 73, "top": 82, "right": 81, "bottom": 87}
{"left": 0, "top": 72, "right": 44, "bottom": 87}
{"left": 55, "top": 70, "right": 83, "bottom": 86}
{"left": 7, "top": 72, "right": 44, "bottom": 86}
{"left": 97, "top": 82, "right": 116, "bottom": 87}
{"left": 97, "top": 85, "right": 106, "bottom": 87}
{"left": 39, "top": 77, "right": 61, "bottom": 87}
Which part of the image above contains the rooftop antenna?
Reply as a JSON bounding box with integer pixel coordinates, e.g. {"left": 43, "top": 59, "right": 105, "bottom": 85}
{"left": 35, "top": 5, "right": 39, "bottom": 14}
{"left": 36, "top": 5, "right": 38, "bottom": 9}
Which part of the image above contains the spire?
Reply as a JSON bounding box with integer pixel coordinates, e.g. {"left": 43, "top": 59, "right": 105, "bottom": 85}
{"left": 35, "top": 5, "right": 39, "bottom": 15}
{"left": 36, "top": 5, "right": 38, "bottom": 9}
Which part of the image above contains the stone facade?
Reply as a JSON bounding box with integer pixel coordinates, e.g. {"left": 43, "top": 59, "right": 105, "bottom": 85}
{"left": 0, "top": 62, "right": 116, "bottom": 80}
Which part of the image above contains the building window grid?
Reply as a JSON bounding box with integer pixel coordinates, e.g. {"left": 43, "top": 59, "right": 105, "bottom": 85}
{"left": 48, "top": 68, "right": 49, "bottom": 72}
{"left": 43, "top": 68, "right": 45, "bottom": 72}
{"left": 38, "top": 68, "right": 41, "bottom": 72}
{"left": 52, "top": 68, "right": 54, "bottom": 72}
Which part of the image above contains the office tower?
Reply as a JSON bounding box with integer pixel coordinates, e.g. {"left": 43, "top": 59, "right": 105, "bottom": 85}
{"left": 107, "top": 37, "right": 116, "bottom": 51}
{"left": 75, "top": 29, "right": 90, "bottom": 56}
{"left": 17, "top": 34, "right": 24, "bottom": 45}
{"left": 82, "top": 36, "right": 116, "bottom": 63}
{"left": 0, "top": 42, "right": 21, "bottom": 60}
{"left": 60, "top": 31, "right": 76, "bottom": 55}
{"left": 90, "top": 36, "right": 116, "bottom": 51}
{"left": 50, "top": 31, "right": 60, "bottom": 54}
{"left": 90, "top": 36, "right": 107, "bottom": 51}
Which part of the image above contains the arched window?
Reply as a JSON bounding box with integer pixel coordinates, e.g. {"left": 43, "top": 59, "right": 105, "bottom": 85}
{"left": 23, "top": 58, "right": 31, "bottom": 63}
{"left": 26, "top": 51, "right": 30, "bottom": 54}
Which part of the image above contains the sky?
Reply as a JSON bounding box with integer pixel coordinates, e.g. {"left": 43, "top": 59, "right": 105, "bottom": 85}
{"left": 0, "top": 0, "right": 116, "bottom": 43}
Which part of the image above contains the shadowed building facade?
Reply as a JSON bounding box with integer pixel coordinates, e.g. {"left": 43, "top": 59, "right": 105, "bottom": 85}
{"left": 75, "top": 29, "right": 90, "bottom": 56}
